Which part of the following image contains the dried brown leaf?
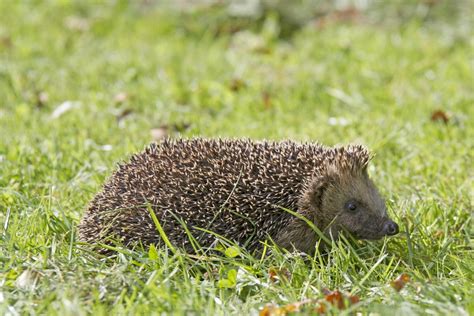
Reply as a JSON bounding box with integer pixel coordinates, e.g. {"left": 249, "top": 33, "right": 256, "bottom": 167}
{"left": 262, "top": 91, "right": 272, "bottom": 109}
{"left": 259, "top": 299, "right": 313, "bottom": 316}
{"left": 433, "top": 230, "right": 444, "bottom": 239}
{"left": 391, "top": 273, "right": 410, "bottom": 292}
{"left": 314, "top": 302, "right": 326, "bottom": 314}
{"left": 268, "top": 267, "right": 291, "bottom": 283}
{"left": 431, "top": 110, "right": 449, "bottom": 124}
{"left": 116, "top": 108, "right": 134, "bottom": 122}
{"left": 322, "top": 289, "right": 360, "bottom": 310}
{"left": 260, "top": 289, "right": 359, "bottom": 315}
{"left": 259, "top": 304, "right": 282, "bottom": 316}
{"left": 324, "top": 290, "right": 345, "bottom": 309}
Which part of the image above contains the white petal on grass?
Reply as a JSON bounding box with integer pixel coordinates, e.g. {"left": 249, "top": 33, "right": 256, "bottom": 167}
{"left": 328, "top": 117, "right": 350, "bottom": 126}
{"left": 15, "top": 270, "right": 40, "bottom": 290}
{"left": 51, "top": 101, "right": 81, "bottom": 119}
{"left": 100, "top": 144, "right": 113, "bottom": 151}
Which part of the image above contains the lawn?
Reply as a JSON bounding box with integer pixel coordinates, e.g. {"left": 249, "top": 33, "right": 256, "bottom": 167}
{"left": 0, "top": 1, "right": 473, "bottom": 315}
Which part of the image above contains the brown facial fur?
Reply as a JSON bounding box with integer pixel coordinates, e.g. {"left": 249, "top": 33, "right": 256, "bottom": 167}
{"left": 78, "top": 139, "right": 397, "bottom": 255}
{"left": 276, "top": 145, "right": 394, "bottom": 254}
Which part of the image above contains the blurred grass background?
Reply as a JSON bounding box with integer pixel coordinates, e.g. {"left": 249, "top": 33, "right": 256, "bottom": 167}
{"left": 0, "top": 1, "right": 473, "bottom": 315}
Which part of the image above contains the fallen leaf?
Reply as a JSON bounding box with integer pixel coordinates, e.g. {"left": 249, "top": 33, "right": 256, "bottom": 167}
{"left": 349, "top": 295, "right": 360, "bottom": 305}
{"left": 314, "top": 302, "right": 326, "bottom": 314}
{"left": 391, "top": 273, "right": 410, "bottom": 292}
{"left": 268, "top": 268, "right": 277, "bottom": 283}
{"left": 259, "top": 300, "right": 312, "bottom": 316}
{"left": 433, "top": 230, "right": 444, "bottom": 239}
{"left": 262, "top": 91, "right": 272, "bottom": 109}
{"left": 268, "top": 267, "right": 291, "bottom": 283}
{"left": 116, "top": 108, "right": 134, "bottom": 122}
{"left": 324, "top": 289, "right": 345, "bottom": 309}
{"left": 281, "top": 303, "right": 299, "bottom": 313}
{"left": 259, "top": 304, "right": 283, "bottom": 316}
{"left": 322, "top": 289, "right": 360, "bottom": 310}
{"left": 430, "top": 110, "right": 449, "bottom": 124}
{"left": 260, "top": 289, "right": 360, "bottom": 315}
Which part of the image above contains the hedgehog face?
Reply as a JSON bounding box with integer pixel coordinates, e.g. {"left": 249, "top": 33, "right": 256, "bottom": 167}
{"left": 299, "top": 148, "right": 399, "bottom": 246}
{"left": 320, "top": 171, "right": 399, "bottom": 241}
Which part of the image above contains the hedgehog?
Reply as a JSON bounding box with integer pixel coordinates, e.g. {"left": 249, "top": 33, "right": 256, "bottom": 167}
{"left": 78, "top": 138, "right": 399, "bottom": 255}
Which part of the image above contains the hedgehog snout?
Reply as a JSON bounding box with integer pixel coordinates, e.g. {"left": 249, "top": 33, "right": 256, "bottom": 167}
{"left": 382, "top": 220, "right": 399, "bottom": 236}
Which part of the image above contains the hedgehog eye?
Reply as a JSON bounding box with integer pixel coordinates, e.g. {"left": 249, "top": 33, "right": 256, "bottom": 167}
{"left": 345, "top": 201, "right": 358, "bottom": 212}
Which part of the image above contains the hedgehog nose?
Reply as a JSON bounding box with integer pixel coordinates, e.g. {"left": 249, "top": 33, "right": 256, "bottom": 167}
{"left": 383, "top": 220, "right": 399, "bottom": 236}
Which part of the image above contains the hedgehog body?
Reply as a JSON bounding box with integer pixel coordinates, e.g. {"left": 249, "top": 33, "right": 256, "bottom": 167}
{"left": 79, "top": 138, "right": 399, "bottom": 254}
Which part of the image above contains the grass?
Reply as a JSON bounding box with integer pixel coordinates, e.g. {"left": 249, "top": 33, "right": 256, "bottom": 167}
{"left": 0, "top": 1, "right": 473, "bottom": 315}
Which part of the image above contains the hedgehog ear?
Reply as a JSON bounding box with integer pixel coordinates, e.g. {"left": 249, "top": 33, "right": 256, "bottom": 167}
{"left": 304, "top": 165, "right": 337, "bottom": 206}
{"left": 300, "top": 174, "right": 330, "bottom": 213}
{"left": 299, "top": 163, "right": 344, "bottom": 217}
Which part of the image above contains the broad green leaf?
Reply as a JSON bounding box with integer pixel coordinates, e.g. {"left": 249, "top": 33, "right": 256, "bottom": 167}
{"left": 224, "top": 246, "right": 241, "bottom": 258}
